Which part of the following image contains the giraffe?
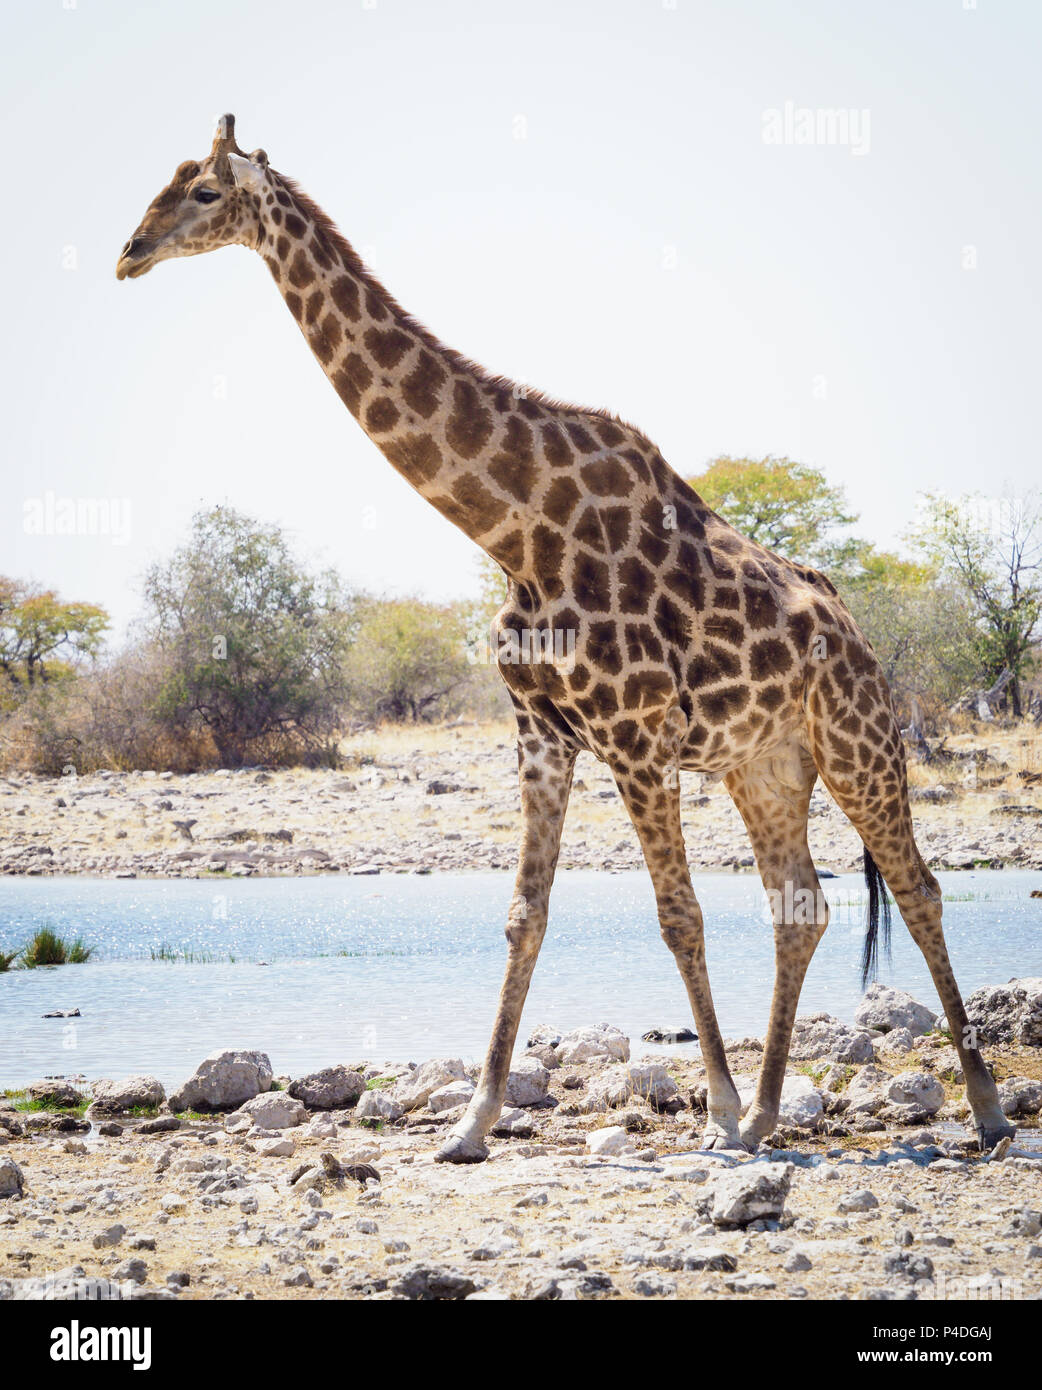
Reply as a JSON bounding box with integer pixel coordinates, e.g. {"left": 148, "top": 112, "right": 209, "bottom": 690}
{"left": 117, "top": 116, "right": 1015, "bottom": 1161}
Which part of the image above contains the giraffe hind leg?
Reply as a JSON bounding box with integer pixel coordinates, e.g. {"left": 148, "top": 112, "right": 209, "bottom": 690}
{"left": 806, "top": 696, "right": 1014, "bottom": 1151}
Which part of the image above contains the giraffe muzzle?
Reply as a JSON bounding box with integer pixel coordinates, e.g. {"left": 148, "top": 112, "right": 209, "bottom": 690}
{"left": 116, "top": 238, "right": 156, "bottom": 281}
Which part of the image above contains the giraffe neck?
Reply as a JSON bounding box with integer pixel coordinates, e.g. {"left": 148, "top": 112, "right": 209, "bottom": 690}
{"left": 253, "top": 173, "right": 579, "bottom": 577}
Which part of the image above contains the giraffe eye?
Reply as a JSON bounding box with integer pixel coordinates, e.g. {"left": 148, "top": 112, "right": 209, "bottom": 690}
{"left": 194, "top": 188, "right": 220, "bottom": 205}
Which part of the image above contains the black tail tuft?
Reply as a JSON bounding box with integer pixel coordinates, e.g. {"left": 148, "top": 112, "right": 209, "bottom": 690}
{"left": 860, "top": 846, "right": 892, "bottom": 987}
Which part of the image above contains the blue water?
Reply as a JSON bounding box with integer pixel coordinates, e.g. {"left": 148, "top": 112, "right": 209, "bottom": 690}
{"left": 0, "top": 871, "right": 1039, "bottom": 1089}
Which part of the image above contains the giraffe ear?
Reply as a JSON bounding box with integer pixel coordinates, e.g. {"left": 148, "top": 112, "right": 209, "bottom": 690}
{"left": 228, "top": 153, "right": 265, "bottom": 192}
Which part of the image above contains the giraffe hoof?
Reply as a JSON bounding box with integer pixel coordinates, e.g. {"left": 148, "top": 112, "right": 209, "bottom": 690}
{"left": 976, "top": 1121, "right": 1016, "bottom": 1154}
{"left": 434, "top": 1134, "right": 489, "bottom": 1165}
{"left": 701, "top": 1128, "right": 750, "bottom": 1153}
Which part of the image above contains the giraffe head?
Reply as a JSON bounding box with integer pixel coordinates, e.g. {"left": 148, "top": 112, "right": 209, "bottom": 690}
{"left": 116, "top": 115, "right": 271, "bottom": 280}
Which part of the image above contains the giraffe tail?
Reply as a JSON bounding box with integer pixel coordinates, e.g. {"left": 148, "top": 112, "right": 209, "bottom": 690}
{"left": 860, "top": 846, "right": 892, "bottom": 987}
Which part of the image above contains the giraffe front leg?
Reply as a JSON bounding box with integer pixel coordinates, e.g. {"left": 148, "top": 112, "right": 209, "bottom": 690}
{"left": 723, "top": 745, "right": 827, "bottom": 1149}
{"left": 435, "top": 734, "right": 575, "bottom": 1164}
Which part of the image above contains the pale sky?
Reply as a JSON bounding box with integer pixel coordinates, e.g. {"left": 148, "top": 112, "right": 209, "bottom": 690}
{"left": 3, "top": 0, "right": 1040, "bottom": 640}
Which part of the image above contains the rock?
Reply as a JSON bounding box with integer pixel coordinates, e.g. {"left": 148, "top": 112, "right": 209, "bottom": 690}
{"left": 682, "top": 1248, "right": 737, "bottom": 1272}
{"left": 583, "top": 1061, "right": 679, "bottom": 1113}
{"left": 641, "top": 1027, "right": 697, "bottom": 1043}
{"left": 283, "top": 1265, "right": 313, "bottom": 1287}
{"left": 393, "top": 1264, "right": 478, "bottom": 1301}
{"left": 25, "top": 1079, "right": 83, "bottom": 1109}
{"left": 586, "top": 1126, "right": 636, "bottom": 1157}
{"left": 838, "top": 1189, "right": 879, "bottom": 1213}
{"left": 877, "top": 1027, "right": 916, "bottom": 1057}
{"left": 428, "top": 1079, "right": 476, "bottom": 1114}
{"left": 393, "top": 1058, "right": 467, "bottom": 1112}
{"left": 737, "top": 1074, "right": 822, "bottom": 1130}
{"left": 286, "top": 1061, "right": 366, "bottom": 1106}
{"left": 138, "top": 1115, "right": 180, "bottom": 1134}
{"left": 789, "top": 1015, "right": 875, "bottom": 1064}
{"left": 633, "top": 1273, "right": 677, "bottom": 1296}
{"left": 355, "top": 1088, "right": 403, "bottom": 1124}
{"left": 255, "top": 1137, "right": 295, "bottom": 1157}
{"left": 855, "top": 984, "right": 936, "bottom": 1037}
{"left": 0, "top": 1158, "right": 24, "bottom": 1198}
{"left": 490, "top": 1107, "right": 534, "bottom": 1138}
{"left": 505, "top": 1057, "right": 550, "bottom": 1107}
{"left": 524, "top": 1044, "right": 560, "bottom": 1069}
{"left": 555, "top": 1023, "right": 630, "bottom": 1066}
{"left": 784, "top": 1251, "right": 812, "bottom": 1273}
{"left": 883, "top": 1250, "right": 934, "bottom": 1282}
{"left": 843, "top": 1064, "right": 893, "bottom": 1114}
{"left": 963, "top": 978, "right": 1042, "bottom": 1046}
{"left": 724, "top": 1272, "right": 777, "bottom": 1293}
{"left": 526, "top": 1025, "right": 562, "bottom": 1048}
{"left": 113, "top": 1258, "right": 148, "bottom": 1285}
{"left": 88, "top": 1076, "right": 165, "bottom": 1114}
{"left": 928, "top": 1046, "right": 964, "bottom": 1083}
{"left": 514, "top": 1189, "right": 550, "bottom": 1209}
{"left": 709, "top": 1162, "right": 793, "bottom": 1228}
{"left": 287, "top": 1065, "right": 365, "bottom": 1110}
{"left": 240, "top": 1092, "right": 306, "bottom": 1130}
{"left": 168, "top": 1050, "right": 273, "bottom": 1113}
{"left": 92, "top": 1223, "right": 125, "bottom": 1249}
{"left": 886, "top": 1071, "right": 945, "bottom": 1115}
{"left": 999, "top": 1076, "right": 1042, "bottom": 1117}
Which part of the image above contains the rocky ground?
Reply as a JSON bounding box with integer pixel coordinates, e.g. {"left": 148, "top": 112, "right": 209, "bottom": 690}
{"left": 1, "top": 721, "right": 1041, "bottom": 878}
{"left": 2, "top": 984, "right": 1041, "bottom": 1302}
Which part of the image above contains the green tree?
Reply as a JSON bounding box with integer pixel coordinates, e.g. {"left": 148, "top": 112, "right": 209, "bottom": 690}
{"left": 142, "top": 507, "right": 355, "bottom": 764}
{"left": 839, "top": 547, "right": 979, "bottom": 728}
{"left": 0, "top": 578, "right": 108, "bottom": 688}
{"left": 686, "top": 455, "right": 858, "bottom": 570}
{"left": 344, "top": 596, "right": 475, "bottom": 722}
{"left": 909, "top": 492, "right": 1042, "bottom": 717}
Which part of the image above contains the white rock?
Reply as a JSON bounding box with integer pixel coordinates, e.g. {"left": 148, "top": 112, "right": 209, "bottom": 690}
{"left": 0, "top": 1158, "right": 24, "bottom": 1198}
{"left": 855, "top": 984, "right": 936, "bottom": 1037}
{"left": 505, "top": 1057, "right": 550, "bottom": 1107}
{"left": 287, "top": 1065, "right": 365, "bottom": 1110}
{"left": 355, "top": 1088, "right": 403, "bottom": 1123}
{"left": 709, "top": 1162, "right": 793, "bottom": 1227}
{"left": 555, "top": 1023, "right": 630, "bottom": 1066}
{"left": 256, "top": 1137, "right": 295, "bottom": 1157}
{"left": 789, "top": 1014, "right": 875, "bottom": 1064}
{"left": 736, "top": 1073, "right": 822, "bottom": 1129}
{"left": 168, "top": 1049, "right": 273, "bottom": 1113}
{"left": 964, "top": 977, "right": 1042, "bottom": 1046}
{"left": 428, "top": 1079, "right": 476, "bottom": 1114}
{"left": 886, "top": 1071, "right": 945, "bottom": 1115}
{"left": 999, "top": 1076, "right": 1042, "bottom": 1117}
{"left": 89, "top": 1076, "right": 166, "bottom": 1114}
{"left": 583, "top": 1061, "right": 679, "bottom": 1112}
{"left": 877, "top": 1027, "right": 916, "bottom": 1056}
{"left": 843, "top": 1064, "right": 892, "bottom": 1114}
{"left": 491, "top": 1106, "right": 534, "bottom": 1137}
{"left": 241, "top": 1091, "right": 306, "bottom": 1130}
{"left": 393, "top": 1058, "right": 468, "bottom": 1111}
{"left": 586, "top": 1125, "right": 636, "bottom": 1157}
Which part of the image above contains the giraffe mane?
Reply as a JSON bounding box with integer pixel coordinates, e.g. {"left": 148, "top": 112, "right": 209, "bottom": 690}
{"left": 272, "top": 171, "right": 646, "bottom": 437}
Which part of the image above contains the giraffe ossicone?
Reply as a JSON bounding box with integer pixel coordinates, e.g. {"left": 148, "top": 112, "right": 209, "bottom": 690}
{"left": 116, "top": 114, "right": 1015, "bottom": 1161}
